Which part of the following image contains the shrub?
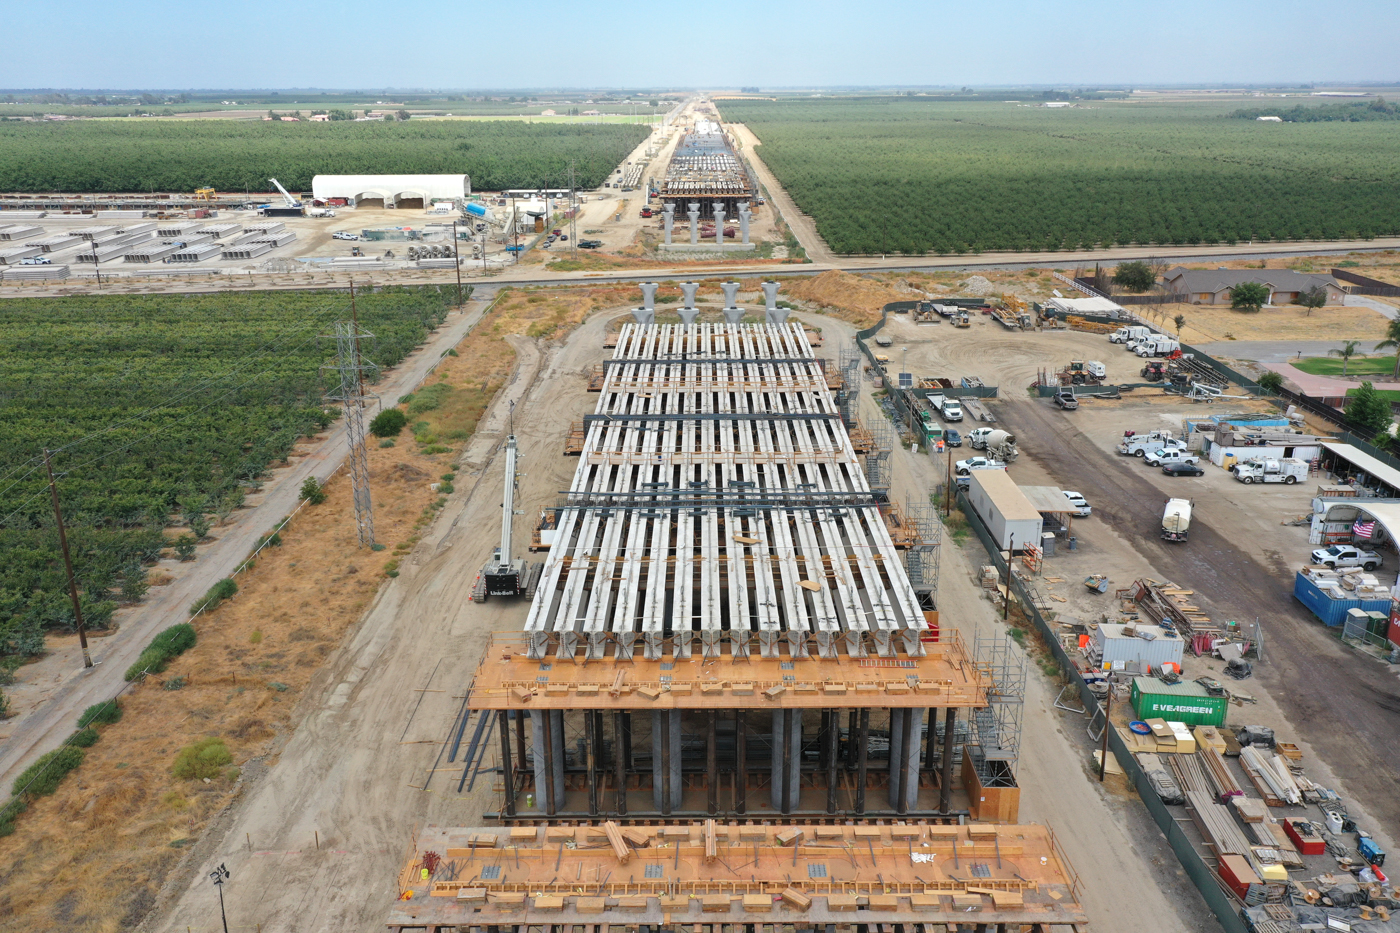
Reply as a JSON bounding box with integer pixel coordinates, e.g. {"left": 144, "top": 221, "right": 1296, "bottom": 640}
{"left": 174, "top": 534, "right": 197, "bottom": 560}
{"left": 439, "top": 482, "right": 455, "bottom": 494}
{"left": 249, "top": 629, "right": 263, "bottom": 644}
{"left": 124, "top": 623, "right": 197, "bottom": 681}
{"left": 0, "top": 795, "right": 28, "bottom": 835}
{"left": 11, "top": 746, "right": 84, "bottom": 797}
{"left": 1257, "top": 370, "right": 1284, "bottom": 392}
{"left": 171, "top": 737, "right": 232, "bottom": 780}
{"left": 421, "top": 445, "right": 451, "bottom": 455}
{"left": 78, "top": 699, "right": 122, "bottom": 728}
{"left": 379, "top": 439, "right": 396, "bottom": 448}
{"left": 300, "top": 476, "right": 327, "bottom": 505}
{"left": 189, "top": 578, "right": 237, "bottom": 616}
{"left": 69, "top": 727, "right": 99, "bottom": 747}
{"left": 369, "top": 408, "right": 407, "bottom": 437}
{"left": 163, "top": 676, "right": 186, "bottom": 691}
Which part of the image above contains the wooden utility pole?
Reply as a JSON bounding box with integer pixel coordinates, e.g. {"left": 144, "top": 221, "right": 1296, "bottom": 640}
{"left": 44, "top": 449, "right": 93, "bottom": 669}
{"left": 1098, "top": 688, "right": 1113, "bottom": 782}
{"left": 451, "top": 220, "right": 464, "bottom": 306}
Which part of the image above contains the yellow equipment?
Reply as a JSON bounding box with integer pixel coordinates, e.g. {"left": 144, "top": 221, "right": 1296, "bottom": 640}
{"left": 195, "top": 187, "right": 216, "bottom": 200}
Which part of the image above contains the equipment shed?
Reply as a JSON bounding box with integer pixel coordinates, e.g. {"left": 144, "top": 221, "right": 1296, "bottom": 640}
{"left": 968, "top": 470, "right": 1043, "bottom": 552}
{"left": 311, "top": 174, "right": 470, "bottom": 209}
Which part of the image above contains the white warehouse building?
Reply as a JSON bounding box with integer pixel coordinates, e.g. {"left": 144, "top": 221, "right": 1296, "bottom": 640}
{"left": 311, "top": 174, "right": 470, "bottom": 209}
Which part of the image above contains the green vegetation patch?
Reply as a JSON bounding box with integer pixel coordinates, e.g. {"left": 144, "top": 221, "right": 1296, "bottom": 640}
{"left": 1292, "top": 355, "right": 1396, "bottom": 377}
{"left": 716, "top": 97, "right": 1400, "bottom": 254}
{"left": 0, "top": 287, "right": 454, "bottom": 662}
{"left": 124, "top": 622, "right": 197, "bottom": 681}
{"left": 0, "top": 120, "right": 648, "bottom": 192}
{"left": 172, "top": 737, "right": 232, "bottom": 781}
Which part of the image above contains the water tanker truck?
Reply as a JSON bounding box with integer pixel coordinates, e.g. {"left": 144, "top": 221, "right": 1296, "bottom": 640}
{"left": 1161, "top": 498, "right": 1192, "bottom": 543}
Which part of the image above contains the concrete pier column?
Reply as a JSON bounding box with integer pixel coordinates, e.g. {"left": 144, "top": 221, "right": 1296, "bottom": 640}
{"left": 651, "top": 710, "right": 682, "bottom": 812}
{"left": 678, "top": 281, "right": 700, "bottom": 324}
{"left": 662, "top": 204, "right": 674, "bottom": 245}
{"left": 714, "top": 206, "right": 726, "bottom": 247}
{"left": 738, "top": 202, "right": 751, "bottom": 244}
{"left": 771, "top": 710, "right": 803, "bottom": 813}
{"left": 531, "top": 710, "right": 565, "bottom": 813}
{"left": 688, "top": 202, "right": 701, "bottom": 245}
{"left": 640, "top": 282, "right": 658, "bottom": 311}
{"left": 763, "top": 280, "right": 787, "bottom": 325}
{"left": 721, "top": 281, "right": 743, "bottom": 323}
{"left": 890, "top": 707, "right": 924, "bottom": 813}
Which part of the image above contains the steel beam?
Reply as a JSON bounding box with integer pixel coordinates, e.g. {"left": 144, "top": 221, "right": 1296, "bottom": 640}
{"left": 498, "top": 710, "right": 515, "bottom": 817}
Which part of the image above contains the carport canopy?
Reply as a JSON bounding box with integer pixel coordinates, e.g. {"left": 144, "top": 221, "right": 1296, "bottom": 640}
{"left": 1320, "top": 442, "right": 1400, "bottom": 498}
{"left": 1021, "top": 485, "right": 1075, "bottom": 516}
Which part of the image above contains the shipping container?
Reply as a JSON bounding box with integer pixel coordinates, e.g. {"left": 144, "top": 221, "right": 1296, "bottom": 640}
{"left": 1293, "top": 571, "right": 1391, "bottom": 627}
{"left": 1130, "top": 677, "right": 1228, "bottom": 727}
{"left": 1090, "top": 623, "right": 1184, "bottom": 670}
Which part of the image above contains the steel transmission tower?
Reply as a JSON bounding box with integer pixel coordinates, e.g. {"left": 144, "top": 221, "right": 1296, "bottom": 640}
{"left": 324, "top": 285, "right": 379, "bottom": 548}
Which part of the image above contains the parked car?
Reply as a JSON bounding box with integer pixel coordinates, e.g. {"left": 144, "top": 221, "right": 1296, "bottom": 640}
{"left": 332, "top": 231, "right": 359, "bottom": 241}
{"left": 1062, "top": 491, "right": 1091, "bottom": 517}
{"left": 944, "top": 428, "right": 963, "bottom": 448}
{"left": 579, "top": 239, "right": 603, "bottom": 249}
{"left": 1162, "top": 462, "right": 1205, "bottom": 477}
{"left": 1310, "top": 545, "right": 1382, "bottom": 570}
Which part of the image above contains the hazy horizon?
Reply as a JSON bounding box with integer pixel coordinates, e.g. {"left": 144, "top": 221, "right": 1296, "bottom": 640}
{"left": 6, "top": 0, "right": 1398, "bottom": 90}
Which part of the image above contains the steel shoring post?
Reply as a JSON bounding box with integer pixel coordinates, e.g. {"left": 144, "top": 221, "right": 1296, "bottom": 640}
{"left": 660, "top": 712, "right": 673, "bottom": 816}
{"left": 498, "top": 711, "right": 516, "bottom": 817}
{"left": 896, "top": 709, "right": 910, "bottom": 816}
{"left": 890, "top": 708, "right": 906, "bottom": 815}
{"left": 707, "top": 711, "right": 718, "bottom": 816}
{"left": 826, "top": 708, "right": 838, "bottom": 814}
{"left": 855, "top": 709, "right": 870, "bottom": 815}
{"left": 542, "top": 710, "right": 557, "bottom": 816}
{"left": 780, "top": 709, "right": 794, "bottom": 815}
{"left": 940, "top": 707, "right": 957, "bottom": 813}
{"left": 586, "top": 711, "right": 598, "bottom": 816}
{"left": 735, "top": 711, "right": 747, "bottom": 814}
{"left": 846, "top": 710, "right": 857, "bottom": 767}
{"left": 925, "top": 706, "right": 939, "bottom": 771}
{"left": 614, "top": 711, "right": 628, "bottom": 815}
{"left": 515, "top": 711, "right": 528, "bottom": 789}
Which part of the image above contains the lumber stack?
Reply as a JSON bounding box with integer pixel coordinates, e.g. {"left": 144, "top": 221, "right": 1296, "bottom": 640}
{"left": 1201, "top": 747, "right": 1244, "bottom": 802}
{"left": 1170, "top": 753, "right": 1212, "bottom": 797}
{"left": 1186, "top": 790, "right": 1253, "bottom": 858}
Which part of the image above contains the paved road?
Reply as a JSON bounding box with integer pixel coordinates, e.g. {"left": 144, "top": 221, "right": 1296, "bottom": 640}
{"left": 0, "top": 300, "right": 490, "bottom": 791}
{"left": 1197, "top": 341, "right": 1364, "bottom": 364}
{"left": 1002, "top": 395, "right": 1400, "bottom": 838}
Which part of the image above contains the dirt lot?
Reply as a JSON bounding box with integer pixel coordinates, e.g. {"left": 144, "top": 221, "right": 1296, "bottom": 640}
{"left": 988, "top": 389, "right": 1400, "bottom": 855}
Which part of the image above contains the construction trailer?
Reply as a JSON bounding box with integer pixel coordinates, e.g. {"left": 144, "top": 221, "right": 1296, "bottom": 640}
{"left": 457, "top": 320, "right": 1025, "bottom": 823}
{"left": 966, "top": 471, "right": 1044, "bottom": 553}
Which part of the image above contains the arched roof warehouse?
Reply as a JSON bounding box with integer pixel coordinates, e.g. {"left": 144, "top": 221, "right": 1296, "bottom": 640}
{"left": 311, "top": 174, "right": 470, "bottom": 204}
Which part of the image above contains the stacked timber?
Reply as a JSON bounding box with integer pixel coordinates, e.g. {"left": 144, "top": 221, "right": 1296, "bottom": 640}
{"left": 1186, "top": 790, "right": 1253, "bottom": 858}
{"left": 1202, "top": 747, "right": 1244, "bottom": 801}
{"left": 1169, "top": 753, "right": 1212, "bottom": 796}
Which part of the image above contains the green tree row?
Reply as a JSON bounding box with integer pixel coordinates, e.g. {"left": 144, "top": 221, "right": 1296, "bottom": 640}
{"left": 716, "top": 98, "right": 1400, "bottom": 255}
{"left": 0, "top": 120, "right": 649, "bottom": 192}
{"left": 0, "top": 287, "right": 456, "bottom": 661}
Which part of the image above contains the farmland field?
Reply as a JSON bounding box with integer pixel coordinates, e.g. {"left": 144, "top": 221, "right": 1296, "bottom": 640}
{"left": 0, "top": 286, "right": 457, "bottom": 660}
{"left": 716, "top": 98, "right": 1400, "bottom": 254}
{"left": 0, "top": 120, "right": 650, "bottom": 192}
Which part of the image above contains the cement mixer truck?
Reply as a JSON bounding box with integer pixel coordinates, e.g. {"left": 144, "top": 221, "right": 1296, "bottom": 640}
{"left": 967, "top": 427, "right": 1019, "bottom": 462}
{"left": 1161, "top": 498, "right": 1192, "bottom": 543}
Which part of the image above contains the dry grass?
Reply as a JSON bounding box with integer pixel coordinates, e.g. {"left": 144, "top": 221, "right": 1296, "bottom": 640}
{"left": 1133, "top": 302, "right": 1391, "bottom": 345}
{"left": 782, "top": 271, "right": 910, "bottom": 326}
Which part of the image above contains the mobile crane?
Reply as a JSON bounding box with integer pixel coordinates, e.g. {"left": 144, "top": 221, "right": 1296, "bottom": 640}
{"left": 471, "top": 435, "right": 542, "bottom": 601}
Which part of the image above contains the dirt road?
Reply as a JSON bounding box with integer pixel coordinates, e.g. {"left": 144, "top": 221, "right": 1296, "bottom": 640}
{"left": 0, "top": 301, "right": 489, "bottom": 793}
{"left": 144, "top": 311, "right": 620, "bottom": 933}
{"left": 1000, "top": 394, "right": 1400, "bottom": 842}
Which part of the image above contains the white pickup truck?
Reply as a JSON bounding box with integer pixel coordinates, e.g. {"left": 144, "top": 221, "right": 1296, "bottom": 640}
{"left": 1144, "top": 448, "right": 1200, "bottom": 467}
{"left": 1310, "top": 545, "right": 1382, "bottom": 570}
{"left": 1118, "top": 431, "right": 1184, "bottom": 457}
{"left": 955, "top": 456, "right": 1006, "bottom": 476}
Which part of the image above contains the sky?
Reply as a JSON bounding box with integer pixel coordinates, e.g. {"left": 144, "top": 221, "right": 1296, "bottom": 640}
{"left": 4, "top": 0, "right": 1398, "bottom": 90}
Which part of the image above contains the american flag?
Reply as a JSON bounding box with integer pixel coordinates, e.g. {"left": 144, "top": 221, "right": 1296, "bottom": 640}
{"left": 1353, "top": 519, "right": 1377, "bottom": 539}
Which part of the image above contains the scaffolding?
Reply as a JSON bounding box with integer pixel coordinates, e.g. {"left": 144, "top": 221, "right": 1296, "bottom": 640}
{"left": 837, "top": 344, "right": 862, "bottom": 428}
{"left": 903, "top": 492, "right": 942, "bottom": 608}
{"left": 970, "top": 631, "right": 1026, "bottom": 784}
{"left": 863, "top": 418, "right": 894, "bottom": 494}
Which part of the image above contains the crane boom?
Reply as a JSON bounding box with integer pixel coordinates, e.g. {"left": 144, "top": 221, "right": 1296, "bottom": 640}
{"left": 498, "top": 435, "right": 518, "bottom": 564}
{"left": 268, "top": 178, "right": 298, "bottom": 208}
{"left": 475, "top": 434, "right": 538, "bottom": 600}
